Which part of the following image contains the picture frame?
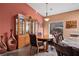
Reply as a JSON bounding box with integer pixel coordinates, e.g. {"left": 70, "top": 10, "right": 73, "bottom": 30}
{"left": 66, "top": 21, "right": 77, "bottom": 28}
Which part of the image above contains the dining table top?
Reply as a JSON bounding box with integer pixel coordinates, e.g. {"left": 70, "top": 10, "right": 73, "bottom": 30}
{"left": 37, "top": 37, "right": 53, "bottom": 39}
{"left": 37, "top": 37, "right": 49, "bottom": 42}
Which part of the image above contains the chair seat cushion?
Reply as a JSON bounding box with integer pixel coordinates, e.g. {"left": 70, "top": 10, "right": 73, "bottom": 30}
{"left": 38, "top": 46, "right": 44, "bottom": 49}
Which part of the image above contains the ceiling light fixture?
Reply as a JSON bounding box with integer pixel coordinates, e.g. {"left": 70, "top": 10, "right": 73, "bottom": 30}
{"left": 44, "top": 3, "right": 49, "bottom": 21}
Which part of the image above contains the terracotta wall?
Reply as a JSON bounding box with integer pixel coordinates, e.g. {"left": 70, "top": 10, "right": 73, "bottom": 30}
{"left": 0, "top": 3, "right": 44, "bottom": 37}
{"left": 44, "top": 10, "right": 79, "bottom": 38}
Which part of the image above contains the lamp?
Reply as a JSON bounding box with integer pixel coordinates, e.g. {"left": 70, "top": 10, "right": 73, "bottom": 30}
{"left": 44, "top": 3, "right": 49, "bottom": 21}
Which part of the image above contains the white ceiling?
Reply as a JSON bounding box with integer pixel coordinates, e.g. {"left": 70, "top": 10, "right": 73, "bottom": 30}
{"left": 28, "top": 3, "right": 79, "bottom": 17}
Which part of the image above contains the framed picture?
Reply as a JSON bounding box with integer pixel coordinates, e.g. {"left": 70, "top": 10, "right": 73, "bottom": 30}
{"left": 66, "top": 21, "right": 77, "bottom": 28}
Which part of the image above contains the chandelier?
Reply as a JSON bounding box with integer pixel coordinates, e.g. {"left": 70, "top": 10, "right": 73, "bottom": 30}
{"left": 44, "top": 3, "right": 49, "bottom": 21}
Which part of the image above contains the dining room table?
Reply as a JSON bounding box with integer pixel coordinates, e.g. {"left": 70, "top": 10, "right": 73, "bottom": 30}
{"left": 37, "top": 37, "right": 54, "bottom": 52}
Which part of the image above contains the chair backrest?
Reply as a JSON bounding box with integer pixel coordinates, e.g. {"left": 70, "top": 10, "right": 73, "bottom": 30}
{"left": 29, "top": 34, "right": 37, "bottom": 47}
{"left": 57, "top": 34, "right": 64, "bottom": 43}
{"left": 53, "top": 32, "right": 64, "bottom": 44}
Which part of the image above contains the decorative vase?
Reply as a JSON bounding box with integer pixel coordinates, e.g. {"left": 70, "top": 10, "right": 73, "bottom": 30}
{"left": 0, "top": 35, "right": 7, "bottom": 54}
{"left": 7, "top": 29, "right": 17, "bottom": 51}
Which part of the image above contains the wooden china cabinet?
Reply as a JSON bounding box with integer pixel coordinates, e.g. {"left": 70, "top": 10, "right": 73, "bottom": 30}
{"left": 15, "top": 14, "right": 38, "bottom": 48}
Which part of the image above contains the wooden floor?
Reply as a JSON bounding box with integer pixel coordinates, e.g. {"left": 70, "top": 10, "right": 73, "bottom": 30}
{"left": 34, "top": 46, "right": 57, "bottom": 56}
{"left": 0, "top": 45, "right": 35, "bottom": 56}
{"left": 0, "top": 45, "right": 57, "bottom": 56}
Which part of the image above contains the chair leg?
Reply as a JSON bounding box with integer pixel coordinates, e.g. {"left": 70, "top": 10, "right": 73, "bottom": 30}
{"left": 37, "top": 47, "right": 39, "bottom": 53}
{"left": 56, "top": 50, "right": 61, "bottom": 56}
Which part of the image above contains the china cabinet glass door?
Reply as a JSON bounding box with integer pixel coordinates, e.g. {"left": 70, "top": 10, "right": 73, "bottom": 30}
{"left": 26, "top": 21, "right": 31, "bottom": 33}
{"left": 16, "top": 14, "right": 25, "bottom": 35}
{"left": 25, "top": 19, "right": 38, "bottom": 34}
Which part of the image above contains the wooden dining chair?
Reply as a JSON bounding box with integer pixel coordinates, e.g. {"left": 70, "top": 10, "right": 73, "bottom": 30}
{"left": 29, "top": 34, "right": 45, "bottom": 54}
